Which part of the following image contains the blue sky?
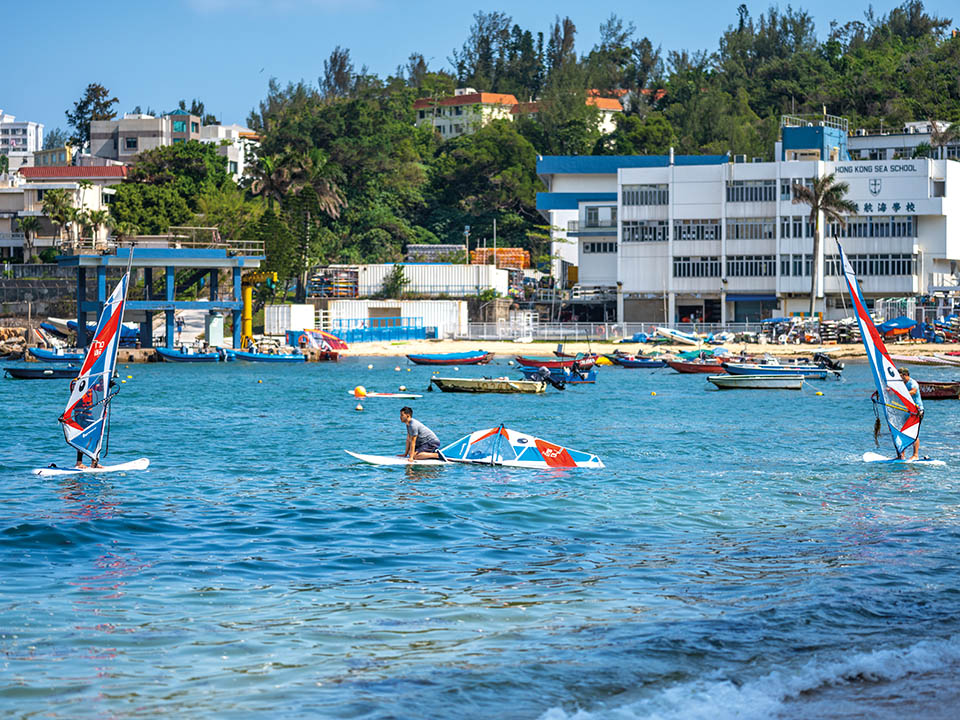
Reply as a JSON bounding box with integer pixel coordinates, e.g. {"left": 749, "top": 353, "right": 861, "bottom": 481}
{"left": 5, "top": 0, "right": 957, "bottom": 137}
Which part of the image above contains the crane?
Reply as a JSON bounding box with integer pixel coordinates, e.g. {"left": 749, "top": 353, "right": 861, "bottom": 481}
{"left": 240, "top": 270, "right": 278, "bottom": 349}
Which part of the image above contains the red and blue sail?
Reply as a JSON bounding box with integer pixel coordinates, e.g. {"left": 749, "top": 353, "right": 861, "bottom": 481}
{"left": 837, "top": 241, "right": 920, "bottom": 455}
{"left": 59, "top": 272, "right": 129, "bottom": 461}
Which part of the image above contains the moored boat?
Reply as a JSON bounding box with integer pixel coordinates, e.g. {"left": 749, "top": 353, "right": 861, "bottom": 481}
{"left": 918, "top": 380, "right": 960, "bottom": 399}
{"left": 518, "top": 365, "right": 597, "bottom": 384}
{"left": 666, "top": 359, "right": 726, "bottom": 374}
{"left": 406, "top": 350, "right": 493, "bottom": 366}
{"left": 515, "top": 355, "right": 595, "bottom": 370}
{"left": 707, "top": 374, "right": 804, "bottom": 390}
{"left": 616, "top": 356, "right": 667, "bottom": 368}
{"left": 430, "top": 376, "right": 546, "bottom": 393}
{"left": 231, "top": 349, "right": 306, "bottom": 363}
{"left": 29, "top": 347, "right": 85, "bottom": 363}
{"left": 156, "top": 347, "right": 231, "bottom": 363}
{"left": 4, "top": 365, "right": 78, "bottom": 379}
{"left": 654, "top": 326, "right": 701, "bottom": 345}
{"left": 722, "top": 362, "right": 837, "bottom": 379}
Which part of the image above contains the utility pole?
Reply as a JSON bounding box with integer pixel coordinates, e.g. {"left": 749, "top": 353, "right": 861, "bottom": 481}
{"left": 492, "top": 218, "right": 497, "bottom": 266}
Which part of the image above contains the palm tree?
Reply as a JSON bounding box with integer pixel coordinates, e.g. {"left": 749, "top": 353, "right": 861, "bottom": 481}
{"left": 792, "top": 173, "right": 858, "bottom": 316}
{"left": 40, "top": 188, "right": 73, "bottom": 247}
{"left": 290, "top": 147, "right": 345, "bottom": 219}
{"left": 86, "top": 209, "right": 110, "bottom": 249}
{"left": 16, "top": 216, "right": 42, "bottom": 262}
{"left": 929, "top": 119, "right": 959, "bottom": 160}
{"left": 112, "top": 220, "right": 140, "bottom": 245}
{"left": 248, "top": 153, "right": 292, "bottom": 210}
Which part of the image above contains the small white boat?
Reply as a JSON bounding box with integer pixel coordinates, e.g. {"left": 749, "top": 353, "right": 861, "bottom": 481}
{"left": 889, "top": 354, "right": 955, "bottom": 366}
{"left": 707, "top": 374, "right": 804, "bottom": 390}
{"left": 654, "top": 326, "right": 701, "bottom": 346}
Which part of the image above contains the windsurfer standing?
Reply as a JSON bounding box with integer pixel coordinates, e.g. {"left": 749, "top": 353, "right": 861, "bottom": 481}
{"left": 899, "top": 366, "right": 924, "bottom": 461}
{"left": 399, "top": 407, "right": 442, "bottom": 461}
{"left": 68, "top": 377, "right": 101, "bottom": 469}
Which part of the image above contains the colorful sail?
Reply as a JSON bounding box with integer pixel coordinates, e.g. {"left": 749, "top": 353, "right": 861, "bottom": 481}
{"left": 59, "top": 272, "right": 129, "bottom": 461}
{"left": 837, "top": 240, "right": 920, "bottom": 455}
{"left": 439, "top": 425, "right": 604, "bottom": 469}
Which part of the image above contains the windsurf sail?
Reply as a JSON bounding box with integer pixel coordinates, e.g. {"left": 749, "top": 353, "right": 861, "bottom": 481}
{"left": 439, "top": 425, "right": 604, "bottom": 469}
{"left": 59, "top": 270, "right": 130, "bottom": 462}
{"left": 837, "top": 240, "right": 920, "bottom": 456}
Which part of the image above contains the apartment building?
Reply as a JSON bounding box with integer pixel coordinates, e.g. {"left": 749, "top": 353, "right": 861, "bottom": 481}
{"left": 90, "top": 111, "right": 202, "bottom": 161}
{"left": 200, "top": 123, "right": 260, "bottom": 182}
{"left": 0, "top": 109, "right": 43, "bottom": 172}
{"left": 537, "top": 114, "right": 960, "bottom": 323}
{"left": 847, "top": 120, "right": 960, "bottom": 161}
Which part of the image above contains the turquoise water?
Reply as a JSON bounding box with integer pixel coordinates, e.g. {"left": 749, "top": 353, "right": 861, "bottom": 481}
{"left": 2, "top": 357, "right": 959, "bottom": 719}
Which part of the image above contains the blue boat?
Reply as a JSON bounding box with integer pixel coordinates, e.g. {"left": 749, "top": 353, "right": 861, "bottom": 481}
{"left": 231, "top": 349, "right": 306, "bottom": 363}
{"left": 519, "top": 366, "right": 597, "bottom": 384}
{"left": 722, "top": 362, "right": 836, "bottom": 379}
{"left": 68, "top": 320, "right": 140, "bottom": 347}
{"left": 406, "top": 350, "right": 493, "bottom": 366}
{"left": 156, "top": 347, "right": 232, "bottom": 363}
{"left": 617, "top": 357, "right": 667, "bottom": 368}
{"left": 4, "top": 365, "right": 78, "bottom": 379}
{"left": 29, "top": 347, "right": 85, "bottom": 363}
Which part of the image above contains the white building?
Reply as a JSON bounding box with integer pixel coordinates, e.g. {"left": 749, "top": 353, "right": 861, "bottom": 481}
{"left": 199, "top": 123, "right": 259, "bottom": 182}
{"left": 537, "top": 114, "right": 960, "bottom": 324}
{"left": 0, "top": 109, "right": 43, "bottom": 172}
{"left": 847, "top": 120, "right": 960, "bottom": 161}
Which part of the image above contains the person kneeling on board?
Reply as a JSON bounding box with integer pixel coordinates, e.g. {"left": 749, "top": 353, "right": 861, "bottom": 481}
{"left": 898, "top": 367, "right": 924, "bottom": 462}
{"left": 399, "top": 406, "right": 443, "bottom": 461}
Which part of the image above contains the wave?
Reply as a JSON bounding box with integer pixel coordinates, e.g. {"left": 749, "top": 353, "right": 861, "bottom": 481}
{"left": 539, "top": 634, "right": 960, "bottom": 720}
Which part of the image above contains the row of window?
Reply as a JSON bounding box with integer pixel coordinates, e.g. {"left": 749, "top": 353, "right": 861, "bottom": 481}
{"left": 417, "top": 107, "right": 465, "bottom": 119}
{"left": 622, "top": 184, "right": 669, "bottom": 206}
{"left": 619, "top": 215, "right": 915, "bottom": 241}
{"left": 780, "top": 177, "right": 814, "bottom": 200}
{"left": 727, "top": 180, "right": 776, "bottom": 203}
{"left": 671, "top": 253, "right": 916, "bottom": 278}
{"left": 583, "top": 242, "right": 618, "bottom": 253}
{"left": 171, "top": 120, "right": 200, "bottom": 133}
{"left": 0, "top": 128, "right": 29, "bottom": 135}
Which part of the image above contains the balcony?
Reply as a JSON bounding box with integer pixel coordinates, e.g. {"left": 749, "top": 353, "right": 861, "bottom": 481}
{"left": 0, "top": 232, "right": 24, "bottom": 248}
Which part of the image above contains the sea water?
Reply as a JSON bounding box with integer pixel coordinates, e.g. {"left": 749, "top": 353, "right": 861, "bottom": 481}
{"left": 1, "top": 358, "right": 959, "bottom": 719}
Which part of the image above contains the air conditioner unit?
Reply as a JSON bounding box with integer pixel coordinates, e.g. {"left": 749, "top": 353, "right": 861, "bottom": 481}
{"left": 734, "top": 154, "right": 747, "bottom": 163}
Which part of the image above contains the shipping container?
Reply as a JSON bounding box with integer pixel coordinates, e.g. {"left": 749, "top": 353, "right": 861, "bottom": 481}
{"left": 265, "top": 304, "right": 316, "bottom": 336}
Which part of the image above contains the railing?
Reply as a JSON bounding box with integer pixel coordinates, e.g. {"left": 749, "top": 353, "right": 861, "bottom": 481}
{"left": 64, "top": 233, "right": 265, "bottom": 257}
{"left": 329, "top": 317, "right": 427, "bottom": 343}
{"left": 2, "top": 263, "right": 76, "bottom": 279}
{"left": 0, "top": 232, "right": 25, "bottom": 248}
{"left": 460, "top": 321, "right": 770, "bottom": 341}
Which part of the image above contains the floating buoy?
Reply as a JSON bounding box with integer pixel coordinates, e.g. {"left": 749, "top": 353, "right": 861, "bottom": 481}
{"left": 399, "top": 385, "right": 406, "bottom": 391}
{"left": 354, "top": 385, "right": 367, "bottom": 398}
{"left": 121, "top": 379, "right": 126, "bottom": 384}
{"left": 127, "top": 375, "right": 133, "bottom": 379}
{"left": 406, "top": 368, "right": 411, "bottom": 372}
{"left": 454, "top": 366, "right": 460, "bottom": 371}
{"left": 258, "top": 379, "right": 263, "bottom": 384}
{"left": 368, "top": 364, "right": 374, "bottom": 369}
{"left": 815, "top": 391, "right": 823, "bottom": 396}
{"left": 507, "top": 360, "right": 514, "bottom": 365}
{"left": 394, "top": 366, "right": 401, "bottom": 372}
{"left": 355, "top": 403, "right": 363, "bottom": 411}
{"left": 651, "top": 391, "right": 657, "bottom": 396}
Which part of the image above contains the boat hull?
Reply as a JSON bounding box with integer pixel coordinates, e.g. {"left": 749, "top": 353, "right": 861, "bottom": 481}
{"left": 616, "top": 357, "right": 666, "bottom": 368}
{"left": 919, "top": 380, "right": 960, "bottom": 399}
{"left": 722, "top": 363, "right": 831, "bottom": 379}
{"left": 518, "top": 366, "right": 597, "bottom": 384}
{"left": 707, "top": 374, "right": 804, "bottom": 390}
{"left": 155, "top": 347, "right": 223, "bottom": 363}
{"left": 515, "top": 355, "right": 596, "bottom": 370}
{"left": 666, "top": 359, "right": 726, "bottom": 374}
{"left": 4, "top": 365, "right": 77, "bottom": 379}
{"left": 28, "top": 347, "right": 84, "bottom": 363}
{"left": 231, "top": 350, "right": 306, "bottom": 363}
{"left": 431, "top": 377, "right": 546, "bottom": 393}
{"left": 407, "top": 351, "right": 493, "bottom": 365}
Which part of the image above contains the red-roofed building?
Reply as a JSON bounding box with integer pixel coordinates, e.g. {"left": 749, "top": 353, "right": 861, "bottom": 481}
{"left": 511, "top": 95, "right": 624, "bottom": 134}
{"left": 414, "top": 88, "right": 519, "bottom": 139}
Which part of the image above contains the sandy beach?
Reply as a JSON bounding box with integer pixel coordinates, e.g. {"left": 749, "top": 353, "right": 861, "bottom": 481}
{"left": 341, "top": 338, "right": 960, "bottom": 359}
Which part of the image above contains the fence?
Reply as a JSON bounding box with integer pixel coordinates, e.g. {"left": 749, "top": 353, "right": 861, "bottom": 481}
{"left": 329, "top": 317, "right": 427, "bottom": 343}
{"left": 461, "top": 321, "right": 767, "bottom": 341}
{"left": 2, "top": 263, "right": 76, "bottom": 279}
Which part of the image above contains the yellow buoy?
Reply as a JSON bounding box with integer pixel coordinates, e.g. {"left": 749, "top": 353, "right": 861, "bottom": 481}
{"left": 258, "top": 379, "right": 263, "bottom": 384}
{"left": 354, "top": 385, "right": 367, "bottom": 398}
{"left": 121, "top": 379, "right": 126, "bottom": 384}
{"left": 815, "top": 391, "right": 823, "bottom": 396}
{"left": 127, "top": 375, "right": 133, "bottom": 379}
{"left": 355, "top": 403, "right": 363, "bottom": 411}
{"left": 406, "top": 368, "right": 411, "bottom": 372}
{"left": 651, "top": 391, "right": 657, "bottom": 396}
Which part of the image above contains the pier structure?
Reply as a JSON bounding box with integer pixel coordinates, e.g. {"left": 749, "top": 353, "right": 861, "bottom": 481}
{"left": 57, "top": 235, "right": 264, "bottom": 349}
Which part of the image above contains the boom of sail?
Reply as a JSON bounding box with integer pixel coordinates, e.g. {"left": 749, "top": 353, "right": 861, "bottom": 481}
{"left": 837, "top": 240, "right": 920, "bottom": 455}
{"left": 59, "top": 272, "right": 130, "bottom": 461}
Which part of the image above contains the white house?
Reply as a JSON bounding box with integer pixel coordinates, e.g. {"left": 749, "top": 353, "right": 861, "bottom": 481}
{"left": 0, "top": 109, "right": 43, "bottom": 173}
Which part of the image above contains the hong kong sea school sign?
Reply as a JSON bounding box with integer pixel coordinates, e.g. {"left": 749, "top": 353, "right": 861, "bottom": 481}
{"left": 834, "top": 163, "right": 922, "bottom": 214}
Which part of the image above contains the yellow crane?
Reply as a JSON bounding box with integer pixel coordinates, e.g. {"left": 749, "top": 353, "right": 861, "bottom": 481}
{"left": 240, "top": 270, "right": 278, "bottom": 348}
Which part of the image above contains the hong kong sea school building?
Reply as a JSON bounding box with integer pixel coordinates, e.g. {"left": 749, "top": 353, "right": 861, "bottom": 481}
{"left": 537, "top": 115, "right": 960, "bottom": 323}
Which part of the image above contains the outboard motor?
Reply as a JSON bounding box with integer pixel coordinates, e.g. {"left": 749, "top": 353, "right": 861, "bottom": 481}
{"left": 813, "top": 352, "right": 844, "bottom": 371}
{"left": 536, "top": 365, "right": 566, "bottom": 390}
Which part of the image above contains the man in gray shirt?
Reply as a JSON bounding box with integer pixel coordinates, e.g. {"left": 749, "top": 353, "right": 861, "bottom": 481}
{"left": 400, "top": 406, "right": 443, "bottom": 461}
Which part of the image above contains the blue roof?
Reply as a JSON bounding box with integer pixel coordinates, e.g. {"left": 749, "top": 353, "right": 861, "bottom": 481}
{"left": 536, "top": 192, "right": 617, "bottom": 210}
{"left": 537, "top": 154, "right": 729, "bottom": 175}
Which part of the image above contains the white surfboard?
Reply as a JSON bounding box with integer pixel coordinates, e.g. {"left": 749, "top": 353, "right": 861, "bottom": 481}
{"left": 33, "top": 458, "right": 151, "bottom": 477}
{"left": 346, "top": 392, "right": 423, "bottom": 399}
{"left": 345, "top": 450, "right": 445, "bottom": 466}
{"left": 862, "top": 452, "right": 945, "bottom": 467}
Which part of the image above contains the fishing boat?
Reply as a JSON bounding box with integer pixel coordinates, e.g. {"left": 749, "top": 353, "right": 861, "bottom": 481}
{"left": 722, "top": 362, "right": 838, "bottom": 379}
{"left": 4, "top": 365, "right": 78, "bottom": 379}
{"left": 837, "top": 240, "right": 938, "bottom": 465}
{"left": 156, "top": 347, "right": 232, "bottom": 363}
{"left": 888, "top": 353, "right": 955, "bottom": 366}
{"left": 918, "top": 380, "right": 960, "bottom": 400}
{"left": 616, "top": 356, "right": 667, "bottom": 368}
{"left": 654, "top": 326, "right": 701, "bottom": 345}
{"left": 514, "top": 355, "right": 596, "bottom": 370}
{"left": 32, "top": 260, "right": 150, "bottom": 477}
{"left": 430, "top": 376, "right": 546, "bottom": 393}
{"left": 707, "top": 374, "right": 804, "bottom": 390}
{"left": 665, "top": 359, "right": 726, "bottom": 374}
{"left": 347, "top": 425, "right": 604, "bottom": 469}
{"left": 406, "top": 350, "right": 493, "bottom": 366}
{"left": 231, "top": 349, "right": 306, "bottom": 363}
{"left": 28, "top": 347, "right": 85, "bottom": 363}
{"left": 518, "top": 366, "right": 597, "bottom": 384}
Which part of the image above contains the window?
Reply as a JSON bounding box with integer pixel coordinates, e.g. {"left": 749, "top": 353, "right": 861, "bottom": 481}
{"left": 780, "top": 179, "right": 792, "bottom": 200}
{"left": 586, "top": 207, "right": 599, "bottom": 227}
{"left": 726, "top": 217, "right": 776, "bottom": 240}
{"left": 622, "top": 184, "right": 668, "bottom": 205}
{"left": 827, "top": 216, "right": 916, "bottom": 239}
{"left": 418, "top": 110, "right": 425, "bottom": 119}
{"left": 583, "top": 242, "right": 617, "bottom": 253}
{"left": 933, "top": 180, "right": 945, "bottom": 197}
{"left": 173, "top": 138, "right": 184, "bottom": 143}
{"left": 622, "top": 219, "right": 668, "bottom": 242}
{"left": 229, "top": 161, "right": 238, "bottom": 174}
{"left": 726, "top": 255, "right": 776, "bottom": 277}
{"left": 191, "top": 122, "right": 199, "bottom": 133}
{"left": 455, "top": 106, "right": 463, "bottom": 116}
{"left": 124, "top": 137, "right": 138, "bottom": 150}
{"left": 673, "top": 219, "right": 720, "bottom": 240}
{"left": 726, "top": 179, "right": 776, "bottom": 202}
{"left": 835, "top": 253, "right": 914, "bottom": 276}
{"left": 36, "top": 189, "right": 45, "bottom": 201}
{"left": 673, "top": 256, "right": 720, "bottom": 278}
{"left": 172, "top": 120, "right": 187, "bottom": 132}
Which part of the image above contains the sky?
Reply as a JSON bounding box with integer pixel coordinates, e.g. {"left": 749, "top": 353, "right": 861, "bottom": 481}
{"left": 3, "top": 0, "right": 958, "bottom": 138}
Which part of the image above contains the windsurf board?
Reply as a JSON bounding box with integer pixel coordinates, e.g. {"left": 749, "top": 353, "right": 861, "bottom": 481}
{"left": 862, "top": 452, "right": 945, "bottom": 466}
{"left": 33, "top": 458, "right": 151, "bottom": 477}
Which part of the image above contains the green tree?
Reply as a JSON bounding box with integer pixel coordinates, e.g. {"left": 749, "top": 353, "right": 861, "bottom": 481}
{"left": 43, "top": 128, "right": 70, "bottom": 150}
{"left": 65, "top": 83, "right": 118, "bottom": 149}
{"left": 110, "top": 183, "right": 192, "bottom": 234}
{"left": 40, "top": 188, "right": 73, "bottom": 246}
{"left": 595, "top": 111, "right": 677, "bottom": 154}
{"left": 127, "top": 141, "right": 230, "bottom": 210}
{"left": 380, "top": 263, "right": 409, "bottom": 298}
{"left": 17, "top": 216, "right": 42, "bottom": 262}
{"left": 792, "top": 173, "right": 858, "bottom": 315}
{"left": 195, "top": 185, "right": 264, "bottom": 243}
